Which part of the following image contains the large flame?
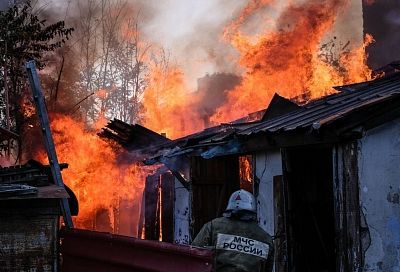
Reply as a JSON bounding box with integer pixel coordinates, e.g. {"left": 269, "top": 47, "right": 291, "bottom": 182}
{"left": 211, "top": 0, "right": 372, "bottom": 123}
{"left": 142, "top": 0, "right": 373, "bottom": 135}
{"left": 37, "top": 115, "right": 152, "bottom": 236}
{"left": 32, "top": 0, "right": 374, "bottom": 235}
{"left": 142, "top": 64, "right": 204, "bottom": 139}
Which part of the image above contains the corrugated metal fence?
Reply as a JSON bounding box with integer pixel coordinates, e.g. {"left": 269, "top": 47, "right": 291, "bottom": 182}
{"left": 61, "top": 229, "right": 214, "bottom": 272}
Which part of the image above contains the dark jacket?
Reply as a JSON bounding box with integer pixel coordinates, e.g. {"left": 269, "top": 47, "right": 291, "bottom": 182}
{"left": 192, "top": 216, "right": 274, "bottom": 272}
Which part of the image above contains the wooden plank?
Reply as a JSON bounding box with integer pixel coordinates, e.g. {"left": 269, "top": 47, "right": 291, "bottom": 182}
{"left": 144, "top": 175, "right": 159, "bottom": 240}
{"left": 191, "top": 156, "right": 240, "bottom": 236}
{"left": 137, "top": 190, "right": 145, "bottom": 238}
{"left": 160, "top": 172, "right": 174, "bottom": 243}
{"left": 25, "top": 60, "right": 73, "bottom": 228}
{"left": 273, "top": 175, "right": 289, "bottom": 272}
{"left": 333, "top": 143, "right": 362, "bottom": 271}
{"left": 0, "top": 184, "right": 69, "bottom": 200}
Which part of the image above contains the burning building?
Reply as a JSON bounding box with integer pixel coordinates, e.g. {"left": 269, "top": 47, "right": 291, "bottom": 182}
{"left": 92, "top": 2, "right": 400, "bottom": 268}
{"left": 116, "top": 69, "right": 400, "bottom": 271}
{"left": 2, "top": 0, "right": 400, "bottom": 271}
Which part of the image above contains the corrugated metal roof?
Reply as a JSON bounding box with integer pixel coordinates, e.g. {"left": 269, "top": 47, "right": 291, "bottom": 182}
{"left": 238, "top": 73, "right": 400, "bottom": 136}
{"left": 142, "top": 72, "right": 400, "bottom": 162}
{"left": 139, "top": 121, "right": 255, "bottom": 158}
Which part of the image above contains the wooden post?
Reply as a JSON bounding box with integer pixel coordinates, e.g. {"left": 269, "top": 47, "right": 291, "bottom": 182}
{"left": 25, "top": 60, "right": 74, "bottom": 229}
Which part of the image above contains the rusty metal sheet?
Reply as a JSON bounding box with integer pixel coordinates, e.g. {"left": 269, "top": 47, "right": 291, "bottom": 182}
{"left": 61, "top": 228, "right": 214, "bottom": 272}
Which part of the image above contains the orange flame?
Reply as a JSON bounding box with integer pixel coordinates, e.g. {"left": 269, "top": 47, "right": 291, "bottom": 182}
{"left": 141, "top": 0, "right": 373, "bottom": 137}
{"left": 37, "top": 115, "right": 153, "bottom": 236}
{"left": 211, "top": 0, "right": 372, "bottom": 123}
{"left": 142, "top": 64, "right": 204, "bottom": 139}
{"left": 239, "top": 155, "right": 253, "bottom": 193}
{"left": 32, "top": 0, "right": 375, "bottom": 236}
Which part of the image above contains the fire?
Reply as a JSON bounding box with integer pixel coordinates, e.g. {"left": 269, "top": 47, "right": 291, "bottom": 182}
{"left": 211, "top": 0, "right": 372, "bottom": 123}
{"left": 239, "top": 155, "right": 253, "bottom": 193}
{"left": 27, "top": 0, "right": 375, "bottom": 236}
{"left": 339, "top": 33, "right": 375, "bottom": 83}
{"left": 37, "top": 114, "right": 152, "bottom": 236}
{"left": 140, "top": 0, "right": 373, "bottom": 137}
{"left": 142, "top": 63, "right": 204, "bottom": 139}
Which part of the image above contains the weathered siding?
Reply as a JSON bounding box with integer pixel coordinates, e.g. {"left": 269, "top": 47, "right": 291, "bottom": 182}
{"left": 174, "top": 178, "right": 190, "bottom": 245}
{"left": 358, "top": 118, "right": 400, "bottom": 271}
{"left": 254, "top": 150, "right": 282, "bottom": 234}
{"left": 333, "top": 142, "right": 362, "bottom": 271}
{"left": 0, "top": 200, "right": 60, "bottom": 272}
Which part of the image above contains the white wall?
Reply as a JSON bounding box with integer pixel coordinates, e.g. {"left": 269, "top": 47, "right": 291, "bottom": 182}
{"left": 254, "top": 150, "right": 282, "bottom": 235}
{"left": 173, "top": 178, "right": 191, "bottom": 245}
{"left": 358, "top": 118, "right": 400, "bottom": 271}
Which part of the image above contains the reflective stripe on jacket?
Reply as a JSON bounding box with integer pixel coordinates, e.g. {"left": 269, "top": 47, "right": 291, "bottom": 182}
{"left": 192, "top": 217, "right": 274, "bottom": 272}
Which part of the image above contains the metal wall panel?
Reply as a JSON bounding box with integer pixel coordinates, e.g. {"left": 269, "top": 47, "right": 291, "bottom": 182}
{"left": 61, "top": 228, "right": 214, "bottom": 272}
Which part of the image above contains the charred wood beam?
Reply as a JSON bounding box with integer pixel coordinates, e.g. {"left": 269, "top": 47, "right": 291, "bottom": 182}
{"left": 169, "top": 170, "right": 189, "bottom": 190}
{"left": 99, "top": 119, "right": 171, "bottom": 150}
{"left": 0, "top": 175, "right": 49, "bottom": 186}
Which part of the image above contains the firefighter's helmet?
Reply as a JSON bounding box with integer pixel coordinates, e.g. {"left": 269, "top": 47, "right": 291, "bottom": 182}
{"left": 225, "top": 189, "right": 256, "bottom": 213}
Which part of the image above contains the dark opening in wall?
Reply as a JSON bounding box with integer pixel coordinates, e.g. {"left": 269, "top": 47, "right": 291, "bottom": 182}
{"left": 283, "top": 146, "right": 336, "bottom": 272}
{"left": 191, "top": 156, "right": 240, "bottom": 236}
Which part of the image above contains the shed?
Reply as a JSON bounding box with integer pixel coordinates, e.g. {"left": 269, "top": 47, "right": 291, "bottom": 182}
{"left": 139, "top": 71, "right": 400, "bottom": 271}
{"left": 0, "top": 160, "right": 77, "bottom": 271}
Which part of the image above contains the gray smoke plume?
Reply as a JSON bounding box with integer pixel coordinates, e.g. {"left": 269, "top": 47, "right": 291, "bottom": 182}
{"left": 363, "top": 0, "right": 400, "bottom": 69}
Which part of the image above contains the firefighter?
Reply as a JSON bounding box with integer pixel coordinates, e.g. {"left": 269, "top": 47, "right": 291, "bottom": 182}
{"left": 192, "top": 189, "right": 274, "bottom": 272}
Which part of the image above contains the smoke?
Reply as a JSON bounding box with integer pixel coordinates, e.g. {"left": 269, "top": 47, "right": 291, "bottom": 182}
{"left": 32, "top": 0, "right": 366, "bottom": 129}
{"left": 363, "top": 0, "right": 400, "bottom": 69}
{"left": 35, "top": 0, "right": 246, "bottom": 89}
{"left": 195, "top": 73, "right": 241, "bottom": 126}
{"left": 35, "top": 0, "right": 364, "bottom": 95}
{"left": 131, "top": 0, "right": 247, "bottom": 88}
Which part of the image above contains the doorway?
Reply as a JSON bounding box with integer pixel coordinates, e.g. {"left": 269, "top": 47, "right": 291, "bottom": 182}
{"left": 191, "top": 156, "right": 240, "bottom": 236}
{"left": 283, "top": 146, "right": 336, "bottom": 272}
{"left": 191, "top": 154, "right": 255, "bottom": 237}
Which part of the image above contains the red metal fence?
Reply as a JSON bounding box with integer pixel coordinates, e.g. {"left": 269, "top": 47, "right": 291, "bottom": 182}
{"left": 61, "top": 229, "right": 214, "bottom": 272}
